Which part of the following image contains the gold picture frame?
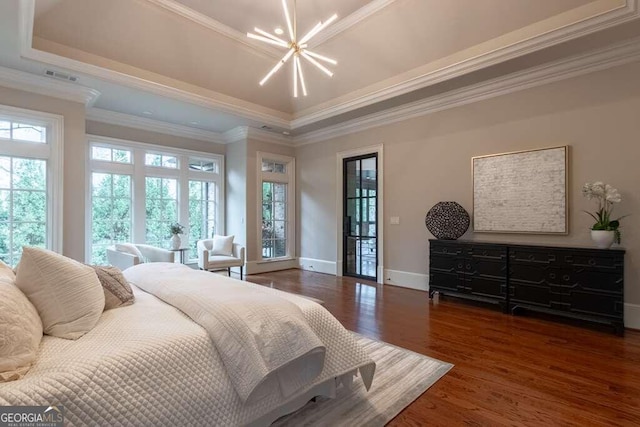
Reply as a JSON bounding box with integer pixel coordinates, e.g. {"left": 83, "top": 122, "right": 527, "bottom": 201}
{"left": 472, "top": 145, "right": 569, "bottom": 234}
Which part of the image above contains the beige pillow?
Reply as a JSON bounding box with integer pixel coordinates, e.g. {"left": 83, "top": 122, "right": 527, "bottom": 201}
{"left": 90, "top": 265, "right": 135, "bottom": 310}
{"left": 15, "top": 247, "right": 105, "bottom": 340}
{"left": 0, "top": 280, "right": 43, "bottom": 382}
{"left": 211, "top": 235, "right": 234, "bottom": 256}
{"left": 0, "top": 260, "right": 15, "bottom": 282}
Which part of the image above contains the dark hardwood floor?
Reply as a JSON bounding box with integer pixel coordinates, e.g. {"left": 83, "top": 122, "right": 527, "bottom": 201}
{"left": 245, "top": 269, "right": 640, "bottom": 426}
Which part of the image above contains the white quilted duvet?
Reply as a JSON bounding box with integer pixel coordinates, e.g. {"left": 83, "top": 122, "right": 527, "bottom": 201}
{"left": 0, "top": 281, "right": 375, "bottom": 426}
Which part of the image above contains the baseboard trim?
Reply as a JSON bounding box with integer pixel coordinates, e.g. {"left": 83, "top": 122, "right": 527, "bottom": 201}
{"left": 245, "top": 259, "right": 298, "bottom": 275}
{"left": 383, "top": 269, "right": 429, "bottom": 292}
{"left": 298, "top": 257, "right": 337, "bottom": 275}
{"left": 624, "top": 303, "right": 640, "bottom": 329}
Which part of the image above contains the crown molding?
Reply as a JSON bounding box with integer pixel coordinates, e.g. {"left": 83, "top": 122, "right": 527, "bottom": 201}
{"left": 0, "top": 65, "right": 101, "bottom": 106}
{"left": 308, "top": 0, "right": 396, "bottom": 48}
{"left": 143, "top": 0, "right": 281, "bottom": 60}
{"left": 87, "top": 108, "right": 226, "bottom": 144}
{"left": 294, "top": 36, "right": 640, "bottom": 146}
{"left": 224, "top": 126, "right": 294, "bottom": 146}
{"left": 292, "top": 0, "right": 640, "bottom": 129}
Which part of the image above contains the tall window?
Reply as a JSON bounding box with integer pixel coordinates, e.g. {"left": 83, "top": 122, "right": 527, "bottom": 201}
{"left": 90, "top": 173, "right": 132, "bottom": 264}
{"left": 145, "top": 177, "right": 177, "bottom": 247}
{"left": 258, "top": 153, "right": 295, "bottom": 260}
{"left": 87, "top": 136, "right": 224, "bottom": 264}
{"left": 0, "top": 107, "right": 62, "bottom": 266}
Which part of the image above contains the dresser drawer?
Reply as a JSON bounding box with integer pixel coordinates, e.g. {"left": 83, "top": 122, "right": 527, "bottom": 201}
{"left": 509, "top": 247, "right": 557, "bottom": 265}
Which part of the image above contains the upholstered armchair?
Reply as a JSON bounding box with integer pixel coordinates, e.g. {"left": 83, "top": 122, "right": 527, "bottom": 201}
{"left": 197, "top": 239, "right": 245, "bottom": 280}
{"left": 106, "top": 243, "right": 175, "bottom": 271}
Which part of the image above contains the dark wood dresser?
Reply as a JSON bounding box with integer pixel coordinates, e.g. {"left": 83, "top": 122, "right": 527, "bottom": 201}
{"left": 429, "top": 239, "right": 625, "bottom": 334}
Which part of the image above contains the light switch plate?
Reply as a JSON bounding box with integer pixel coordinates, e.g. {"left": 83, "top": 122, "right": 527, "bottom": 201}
{"left": 390, "top": 216, "right": 400, "bottom": 225}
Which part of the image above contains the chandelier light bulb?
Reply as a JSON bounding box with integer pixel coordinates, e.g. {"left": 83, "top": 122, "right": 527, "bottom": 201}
{"left": 247, "top": 0, "right": 337, "bottom": 96}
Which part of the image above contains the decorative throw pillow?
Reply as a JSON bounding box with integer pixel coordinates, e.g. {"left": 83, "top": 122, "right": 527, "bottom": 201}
{"left": 211, "top": 235, "right": 234, "bottom": 256}
{"left": 0, "top": 280, "right": 43, "bottom": 382}
{"left": 15, "top": 247, "right": 105, "bottom": 340}
{"left": 0, "top": 260, "right": 15, "bottom": 282}
{"left": 90, "top": 265, "right": 135, "bottom": 310}
{"left": 115, "top": 243, "right": 145, "bottom": 261}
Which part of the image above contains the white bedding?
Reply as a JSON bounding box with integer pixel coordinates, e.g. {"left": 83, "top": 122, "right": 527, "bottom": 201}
{"left": 0, "top": 270, "right": 375, "bottom": 426}
{"left": 124, "top": 263, "right": 326, "bottom": 405}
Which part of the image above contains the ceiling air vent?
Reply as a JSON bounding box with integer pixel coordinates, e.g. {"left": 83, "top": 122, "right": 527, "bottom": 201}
{"left": 261, "top": 125, "right": 273, "bottom": 130}
{"left": 44, "top": 70, "right": 79, "bottom": 83}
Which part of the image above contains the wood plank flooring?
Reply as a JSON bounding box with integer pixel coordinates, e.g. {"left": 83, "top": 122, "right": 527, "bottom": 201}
{"left": 245, "top": 269, "right": 640, "bottom": 426}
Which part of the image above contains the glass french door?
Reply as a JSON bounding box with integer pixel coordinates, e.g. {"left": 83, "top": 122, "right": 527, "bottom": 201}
{"left": 343, "top": 154, "right": 378, "bottom": 280}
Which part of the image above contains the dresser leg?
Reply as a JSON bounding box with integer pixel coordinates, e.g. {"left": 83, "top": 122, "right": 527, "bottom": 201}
{"left": 613, "top": 322, "right": 625, "bottom": 336}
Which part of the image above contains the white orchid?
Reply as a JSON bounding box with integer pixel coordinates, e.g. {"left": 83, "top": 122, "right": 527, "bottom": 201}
{"left": 582, "top": 181, "right": 626, "bottom": 244}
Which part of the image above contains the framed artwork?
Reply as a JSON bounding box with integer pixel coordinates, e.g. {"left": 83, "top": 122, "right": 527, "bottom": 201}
{"left": 472, "top": 145, "right": 568, "bottom": 234}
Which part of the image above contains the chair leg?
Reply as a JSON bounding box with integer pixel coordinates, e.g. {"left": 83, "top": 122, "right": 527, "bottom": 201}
{"left": 227, "top": 267, "right": 231, "bottom": 277}
{"left": 240, "top": 266, "right": 243, "bottom": 280}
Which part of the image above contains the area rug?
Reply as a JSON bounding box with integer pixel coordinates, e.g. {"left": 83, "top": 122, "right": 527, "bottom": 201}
{"left": 273, "top": 333, "right": 453, "bottom": 426}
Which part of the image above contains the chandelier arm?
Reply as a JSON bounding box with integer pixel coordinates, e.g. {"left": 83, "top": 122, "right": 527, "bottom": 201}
{"left": 247, "top": 33, "right": 288, "bottom": 48}
{"left": 296, "top": 56, "right": 308, "bottom": 96}
{"left": 260, "top": 48, "right": 295, "bottom": 86}
{"left": 298, "top": 22, "right": 322, "bottom": 46}
{"left": 300, "top": 51, "right": 334, "bottom": 77}
{"left": 299, "top": 14, "right": 337, "bottom": 45}
{"left": 282, "top": 0, "right": 295, "bottom": 41}
{"left": 303, "top": 49, "right": 337, "bottom": 65}
{"left": 293, "top": 54, "right": 298, "bottom": 98}
{"left": 254, "top": 28, "right": 289, "bottom": 46}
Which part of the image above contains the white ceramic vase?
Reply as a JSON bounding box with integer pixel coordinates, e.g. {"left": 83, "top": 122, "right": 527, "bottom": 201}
{"left": 170, "top": 234, "right": 181, "bottom": 249}
{"left": 590, "top": 230, "right": 615, "bottom": 249}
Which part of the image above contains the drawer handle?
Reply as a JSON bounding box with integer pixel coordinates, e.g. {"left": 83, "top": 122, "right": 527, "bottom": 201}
{"left": 588, "top": 259, "right": 596, "bottom": 266}
{"left": 458, "top": 263, "right": 463, "bottom": 269}
{"left": 483, "top": 251, "right": 488, "bottom": 256}
{"left": 466, "top": 264, "right": 472, "bottom": 270}
{"left": 549, "top": 273, "right": 556, "bottom": 279}
{"left": 442, "top": 248, "right": 448, "bottom": 253}
{"left": 563, "top": 274, "right": 570, "bottom": 282}
{"left": 528, "top": 255, "right": 535, "bottom": 261}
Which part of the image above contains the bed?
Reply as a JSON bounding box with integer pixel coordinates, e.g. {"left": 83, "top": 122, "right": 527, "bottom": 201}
{"left": 0, "top": 263, "right": 375, "bottom": 426}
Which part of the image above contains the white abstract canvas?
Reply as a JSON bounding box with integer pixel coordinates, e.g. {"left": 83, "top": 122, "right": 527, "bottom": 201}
{"left": 473, "top": 146, "right": 568, "bottom": 234}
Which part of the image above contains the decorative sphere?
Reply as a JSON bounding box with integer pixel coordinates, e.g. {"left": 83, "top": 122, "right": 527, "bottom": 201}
{"left": 425, "top": 201, "right": 470, "bottom": 240}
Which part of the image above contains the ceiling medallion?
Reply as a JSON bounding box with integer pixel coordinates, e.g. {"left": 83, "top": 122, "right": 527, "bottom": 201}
{"left": 247, "top": 0, "right": 338, "bottom": 97}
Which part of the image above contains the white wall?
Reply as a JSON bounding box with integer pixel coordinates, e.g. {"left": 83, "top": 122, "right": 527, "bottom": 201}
{"left": 295, "top": 60, "right": 640, "bottom": 313}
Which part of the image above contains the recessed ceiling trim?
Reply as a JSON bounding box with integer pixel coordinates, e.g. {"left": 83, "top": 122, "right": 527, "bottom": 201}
{"left": 293, "top": 35, "right": 640, "bottom": 146}
{"left": 307, "top": 0, "right": 396, "bottom": 48}
{"left": 0, "top": 65, "right": 101, "bottom": 107}
{"left": 143, "top": 0, "right": 282, "bottom": 60}
{"left": 87, "top": 108, "right": 227, "bottom": 143}
{"left": 224, "top": 126, "right": 294, "bottom": 146}
{"left": 291, "top": 0, "right": 640, "bottom": 128}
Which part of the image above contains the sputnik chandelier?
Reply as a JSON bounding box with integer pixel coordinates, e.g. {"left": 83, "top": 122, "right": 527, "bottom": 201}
{"left": 247, "top": 0, "right": 338, "bottom": 97}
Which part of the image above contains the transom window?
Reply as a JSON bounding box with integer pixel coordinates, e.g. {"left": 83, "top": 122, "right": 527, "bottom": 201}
{"left": 0, "top": 119, "right": 47, "bottom": 143}
{"left": 145, "top": 153, "right": 178, "bottom": 168}
{"left": 91, "top": 146, "right": 132, "bottom": 163}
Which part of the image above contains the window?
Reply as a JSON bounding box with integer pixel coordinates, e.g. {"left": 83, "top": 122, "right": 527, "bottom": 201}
{"left": 87, "top": 136, "right": 224, "bottom": 264}
{"left": 91, "top": 173, "right": 132, "bottom": 264}
{"left": 145, "top": 177, "right": 178, "bottom": 247}
{"left": 145, "top": 153, "right": 177, "bottom": 168}
{"left": 0, "top": 106, "right": 62, "bottom": 266}
{"left": 258, "top": 152, "right": 295, "bottom": 260}
{"left": 188, "top": 180, "right": 217, "bottom": 259}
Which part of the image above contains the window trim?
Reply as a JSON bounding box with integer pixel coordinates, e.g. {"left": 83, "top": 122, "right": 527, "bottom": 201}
{"left": 257, "top": 152, "right": 295, "bottom": 262}
{"left": 0, "top": 104, "right": 63, "bottom": 257}
{"left": 86, "top": 135, "right": 224, "bottom": 263}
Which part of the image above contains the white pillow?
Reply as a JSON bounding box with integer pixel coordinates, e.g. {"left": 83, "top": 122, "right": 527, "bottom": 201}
{"left": 0, "top": 279, "right": 43, "bottom": 382}
{"left": 211, "top": 235, "right": 234, "bottom": 256}
{"left": 15, "top": 247, "right": 105, "bottom": 340}
{"left": 115, "top": 243, "right": 145, "bottom": 261}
